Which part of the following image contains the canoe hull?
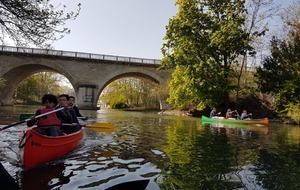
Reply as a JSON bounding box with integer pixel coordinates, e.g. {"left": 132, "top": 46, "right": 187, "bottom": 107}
{"left": 19, "top": 126, "right": 85, "bottom": 170}
{"left": 201, "top": 116, "right": 269, "bottom": 125}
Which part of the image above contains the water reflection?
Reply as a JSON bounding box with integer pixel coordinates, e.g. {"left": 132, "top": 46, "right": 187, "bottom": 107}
{"left": 162, "top": 121, "right": 300, "bottom": 189}
{"left": 1, "top": 106, "right": 300, "bottom": 189}
{"left": 19, "top": 163, "right": 67, "bottom": 190}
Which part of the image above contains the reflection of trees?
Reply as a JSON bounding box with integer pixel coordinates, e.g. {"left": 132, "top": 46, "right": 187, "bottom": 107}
{"left": 275, "top": 126, "right": 300, "bottom": 145}
{"left": 253, "top": 126, "right": 300, "bottom": 189}
{"left": 162, "top": 121, "right": 245, "bottom": 189}
{"left": 164, "top": 120, "right": 194, "bottom": 165}
{"left": 255, "top": 148, "right": 300, "bottom": 189}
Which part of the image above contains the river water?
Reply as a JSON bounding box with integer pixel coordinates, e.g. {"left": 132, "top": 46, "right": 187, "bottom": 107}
{"left": 0, "top": 105, "right": 300, "bottom": 190}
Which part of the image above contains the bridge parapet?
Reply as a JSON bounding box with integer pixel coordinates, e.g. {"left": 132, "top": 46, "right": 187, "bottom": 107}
{"left": 0, "top": 45, "right": 161, "bottom": 65}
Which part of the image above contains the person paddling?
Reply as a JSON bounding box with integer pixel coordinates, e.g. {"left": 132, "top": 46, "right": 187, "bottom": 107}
{"left": 240, "top": 110, "right": 252, "bottom": 120}
{"left": 57, "top": 94, "right": 82, "bottom": 134}
{"left": 210, "top": 108, "right": 221, "bottom": 118}
{"left": 27, "top": 94, "right": 64, "bottom": 136}
{"left": 225, "top": 109, "right": 234, "bottom": 119}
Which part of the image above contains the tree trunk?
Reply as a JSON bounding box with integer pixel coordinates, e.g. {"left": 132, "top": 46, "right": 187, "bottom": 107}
{"left": 236, "top": 52, "right": 247, "bottom": 109}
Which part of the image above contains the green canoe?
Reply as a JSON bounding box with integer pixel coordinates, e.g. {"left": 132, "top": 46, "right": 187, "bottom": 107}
{"left": 201, "top": 116, "right": 269, "bottom": 125}
{"left": 19, "top": 113, "right": 34, "bottom": 121}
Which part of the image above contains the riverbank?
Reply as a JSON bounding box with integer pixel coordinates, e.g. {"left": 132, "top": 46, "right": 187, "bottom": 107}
{"left": 158, "top": 109, "right": 192, "bottom": 116}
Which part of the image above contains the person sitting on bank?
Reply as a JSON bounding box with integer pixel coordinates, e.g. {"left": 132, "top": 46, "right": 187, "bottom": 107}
{"left": 210, "top": 108, "right": 221, "bottom": 118}
{"left": 240, "top": 110, "right": 252, "bottom": 120}
{"left": 57, "top": 94, "right": 82, "bottom": 134}
{"left": 27, "top": 94, "right": 64, "bottom": 136}
{"left": 69, "top": 96, "right": 88, "bottom": 120}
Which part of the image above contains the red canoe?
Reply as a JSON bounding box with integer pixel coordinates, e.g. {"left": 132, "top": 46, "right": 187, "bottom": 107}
{"left": 19, "top": 126, "right": 85, "bottom": 170}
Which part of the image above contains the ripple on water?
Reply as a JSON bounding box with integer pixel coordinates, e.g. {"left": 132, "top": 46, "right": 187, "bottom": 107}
{"left": 46, "top": 148, "right": 162, "bottom": 190}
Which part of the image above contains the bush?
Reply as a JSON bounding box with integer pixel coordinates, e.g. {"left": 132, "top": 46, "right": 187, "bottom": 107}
{"left": 286, "top": 103, "right": 300, "bottom": 124}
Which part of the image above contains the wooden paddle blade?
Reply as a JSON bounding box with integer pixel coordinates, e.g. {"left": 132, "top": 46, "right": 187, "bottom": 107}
{"left": 86, "top": 122, "right": 115, "bottom": 128}
{"left": 87, "top": 126, "right": 114, "bottom": 132}
{"left": 85, "top": 123, "right": 115, "bottom": 132}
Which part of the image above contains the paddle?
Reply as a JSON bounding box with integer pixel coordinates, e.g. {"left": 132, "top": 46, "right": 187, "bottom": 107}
{"left": 0, "top": 162, "right": 20, "bottom": 189}
{"left": 20, "top": 114, "right": 88, "bottom": 121}
{"left": 19, "top": 112, "right": 114, "bottom": 132}
{"left": 235, "top": 110, "right": 240, "bottom": 119}
{"left": 85, "top": 122, "right": 115, "bottom": 132}
{"left": 77, "top": 116, "right": 88, "bottom": 120}
{"left": 61, "top": 122, "right": 115, "bottom": 132}
{"left": 0, "top": 107, "right": 64, "bottom": 131}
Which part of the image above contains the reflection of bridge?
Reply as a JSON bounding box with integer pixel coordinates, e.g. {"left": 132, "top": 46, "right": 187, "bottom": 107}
{"left": 0, "top": 46, "right": 172, "bottom": 110}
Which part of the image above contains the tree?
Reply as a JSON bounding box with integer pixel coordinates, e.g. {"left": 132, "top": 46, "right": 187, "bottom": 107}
{"left": 234, "top": 0, "right": 278, "bottom": 106}
{"left": 160, "top": 0, "right": 253, "bottom": 110}
{"left": 100, "top": 78, "right": 160, "bottom": 109}
{"left": 281, "top": 1, "right": 300, "bottom": 40}
{"left": 15, "top": 72, "right": 67, "bottom": 102}
{"left": 256, "top": 2, "right": 300, "bottom": 116}
{"left": 0, "top": 0, "right": 81, "bottom": 47}
{"left": 16, "top": 76, "right": 40, "bottom": 102}
{"left": 256, "top": 37, "right": 298, "bottom": 94}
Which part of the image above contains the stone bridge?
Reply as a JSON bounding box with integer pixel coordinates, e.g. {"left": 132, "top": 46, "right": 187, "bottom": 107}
{"left": 0, "top": 46, "right": 172, "bottom": 110}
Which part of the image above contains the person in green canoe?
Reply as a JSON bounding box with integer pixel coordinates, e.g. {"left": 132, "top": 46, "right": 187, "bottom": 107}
{"left": 210, "top": 108, "right": 221, "bottom": 118}
{"left": 226, "top": 109, "right": 239, "bottom": 119}
{"left": 225, "top": 109, "right": 234, "bottom": 119}
{"left": 240, "top": 110, "right": 252, "bottom": 120}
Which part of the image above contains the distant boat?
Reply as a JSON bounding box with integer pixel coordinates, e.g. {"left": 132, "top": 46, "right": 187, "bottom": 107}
{"left": 201, "top": 116, "right": 269, "bottom": 125}
{"left": 19, "top": 126, "right": 85, "bottom": 170}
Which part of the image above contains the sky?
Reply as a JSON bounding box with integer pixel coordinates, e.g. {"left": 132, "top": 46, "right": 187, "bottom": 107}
{"left": 52, "top": 0, "right": 298, "bottom": 60}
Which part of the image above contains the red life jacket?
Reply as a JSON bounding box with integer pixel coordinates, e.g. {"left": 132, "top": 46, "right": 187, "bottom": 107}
{"left": 37, "top": 108, "right": 61, "bottom": 127}
{"left": 226, "top": 112, "right": 233, "bottom": 119}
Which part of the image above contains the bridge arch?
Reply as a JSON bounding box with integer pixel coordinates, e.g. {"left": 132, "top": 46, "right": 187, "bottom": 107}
{"left": 79, "top": 67, "right": 168, "bottom": 110}
{"left": 98, "top": 67, "right": 164, "bottom": 91}
{"left": 0, "top": 64, "right": 76, "bottom": 105}
{"left": 0, "top": 46, "right": 172, "bottom": 109}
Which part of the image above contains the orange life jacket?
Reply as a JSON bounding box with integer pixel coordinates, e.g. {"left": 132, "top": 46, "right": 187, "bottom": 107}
{"left": 37, "top": 108, "right": 61, "bottom": 127}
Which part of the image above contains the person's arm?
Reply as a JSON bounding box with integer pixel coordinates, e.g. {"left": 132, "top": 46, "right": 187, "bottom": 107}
{"left": 56, "top": 109, "right": 73, "bottom": 124}
{"left": 27, "top": 110, "right": 39, "bottom": 127}
{"left": 26, "top": 110, "right": 40, "bottom": 127}
{"left": 240, "top": 113, "right": 246, "bottom": 119}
